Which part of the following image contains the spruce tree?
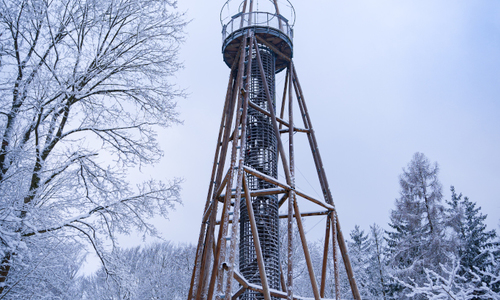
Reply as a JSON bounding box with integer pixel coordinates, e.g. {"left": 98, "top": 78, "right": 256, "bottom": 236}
{"left": 348, "top": 225, "right": 371, "bottom": 299}
{"left": 446, "top": 187, "right": 497, "bottom": 289}
{"left": 347, "top": 224, "right": 389, "bottom": 300}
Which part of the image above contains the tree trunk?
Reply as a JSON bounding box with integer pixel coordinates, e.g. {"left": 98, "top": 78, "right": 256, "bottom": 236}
{"left": 0, "top": 252, "right": 12, "bottom": 295}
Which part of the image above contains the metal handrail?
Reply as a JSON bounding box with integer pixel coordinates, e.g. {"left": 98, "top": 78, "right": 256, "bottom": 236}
{"left": 222, "top": 11, "right": 293, "bottom": 43}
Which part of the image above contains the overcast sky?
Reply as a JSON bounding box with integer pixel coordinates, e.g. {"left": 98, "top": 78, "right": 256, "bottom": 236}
{"left": 136, "top": 0, "right": 500, "bottom": 246}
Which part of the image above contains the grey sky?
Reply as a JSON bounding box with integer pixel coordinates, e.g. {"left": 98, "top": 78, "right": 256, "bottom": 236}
{"left": 141, "top": 0, "right": 500, "bottom": 245}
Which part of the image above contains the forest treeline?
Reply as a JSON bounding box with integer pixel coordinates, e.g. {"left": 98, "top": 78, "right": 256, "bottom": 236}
{"left": 5, "top": 152, "right": 498, "bottom": 300}
{"left": 80, "top": 153, "right": 498, "bottom": 300}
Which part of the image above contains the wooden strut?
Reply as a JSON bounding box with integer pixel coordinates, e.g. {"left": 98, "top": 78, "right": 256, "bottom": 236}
{"left": 190, "top": 30, "right": 246, "bottom": 300}
{"left": 248, "top": 0, "right": 254, "bottom": 26}
{"left": 242, "top": 174, "right": 272, "bottom": 300}
{"left": 221, "top": 33, "right": 257, "bottom": 300}
{"left": 188, "top": 48, "right": 239, "bottom": 300}
{"left": 279, "top": 264, "right": 288, "bottom": 295}
{"left": 218, "top": 187, "right": 286, "bottom": 199}
{"left": 255, "top": 35, "right": 291, "bottom": 63}
{"left": 332, "top": 213, "right": 341, "bottom": 300}
{"left": 208, "top": 32, "right": 254, "bottom": 300}
{"left": 248, "top": 100, "right": 290, "bottom": 127}
{"left": 253, "top": 38, "right": 292, "bottom": 185}
{"left": 199, "top": 49, "right": 244, "bottom": 300}
{"left": 294, "top": 198, "right": 321, "bottom": 300}
{"left": 240, "top": 0, "right": 248, "bottom": 28}
{"left": 272, "top": 0, "right": 284, "bottom": 31}
{"left": 242, "top": 166, "right": 335, "bottom": 211}
{"left": 279, "top": 68, "right": 290, "bottom": 131}
{"left": 290, "top": 65, "right": 361, "bottom": 300}
{"left": 320, "top": 213, "right": 331, "bottom": 298}
{"left": 255, "top": 42, "right": 323, "bottom": 300}
{"left": 216, "top": 178, "right": 332, "bottom": 211}
{"left": 216, "top": 210, "right": 330, "bottom": 225}
{"left": 287, "top": 62, "right": 294, "bottom": 300}
{"left": 278, "top": 193, "right": 289, "bottom": 208}
{"left": 230, "top": 269, "right": 330, "bottom": 300}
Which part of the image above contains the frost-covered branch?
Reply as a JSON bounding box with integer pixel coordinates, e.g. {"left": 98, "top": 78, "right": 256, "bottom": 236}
{"left": 0, "top": 0, "right": 186, "bottom": 296}
{"left": 22, "top": 179, "right": 181, "bottom": 238}
{"left": 400, "top": 254, "right": 500, "bottom": 300}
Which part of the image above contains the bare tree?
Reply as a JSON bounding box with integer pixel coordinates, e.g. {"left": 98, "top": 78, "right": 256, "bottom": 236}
{"left": 80, "top": 242, "right": 196, "bottom": 300}
{"left": 0, "top": 0, "right": 186, "bottom": 295}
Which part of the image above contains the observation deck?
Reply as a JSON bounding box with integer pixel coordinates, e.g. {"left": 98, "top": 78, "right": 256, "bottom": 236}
{"left": 222, "top": 11, "right": 294, "bottom": 72}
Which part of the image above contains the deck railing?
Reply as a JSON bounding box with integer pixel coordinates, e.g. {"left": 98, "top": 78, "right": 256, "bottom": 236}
{"left": 222, "top": 11, "right": 293, "bottom": 43}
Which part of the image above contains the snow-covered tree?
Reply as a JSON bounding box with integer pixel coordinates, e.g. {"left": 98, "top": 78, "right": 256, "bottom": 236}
{"left": 0, "top": 238, "right": 84, "bottom": 300}
{"left": 279, "top": 218, "right": 311, "bottom": 297}
{"left": 348, "top": 225, "right": 371, "bottom": 298}
{"left": 402, "top": 252, "right": 500, "bottom": 300}
{"left": 366, "top": 223, "right": 388, "bottom": 300}
{"left": 386, "top": 152, "right": 449, "bottom": 299}
{"left": 81, "top": 242, "right": 196, "bottom": 300}
{"left": 0, "top": 0, "right": 186, "bottom": 295}
{"left": 345, "top": 224, "right": 389, "bottom": 300}
{"left": 446, "top": 186, "right": 497, "bottom": 278}
{"left": 480, "top": 244, "right": 500, "bottom": 295}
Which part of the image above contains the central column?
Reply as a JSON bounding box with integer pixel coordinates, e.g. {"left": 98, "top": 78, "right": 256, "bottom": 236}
{"left": 239, "top": 43, "right": 280, "bottom": 299}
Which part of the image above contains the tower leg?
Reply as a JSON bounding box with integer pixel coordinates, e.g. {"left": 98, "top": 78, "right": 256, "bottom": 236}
{"left": 291, "top": 65, "right": 362, "bottom": 300}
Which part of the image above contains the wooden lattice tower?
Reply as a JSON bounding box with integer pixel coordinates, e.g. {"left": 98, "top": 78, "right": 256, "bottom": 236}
{"left": 188, "top": 1, "right": 361, "bottom": 299}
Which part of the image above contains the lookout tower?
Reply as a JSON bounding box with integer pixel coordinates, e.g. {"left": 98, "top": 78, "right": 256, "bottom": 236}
{"left": 188, "top": 1, "right": 361, "bottom": 299}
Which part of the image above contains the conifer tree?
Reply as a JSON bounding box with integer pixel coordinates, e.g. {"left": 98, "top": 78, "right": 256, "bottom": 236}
{"left": 446, "top": 186, "right": 498, "bottom": 296}
{"left": 386, "top": 152, "right": 448, "bottom": 299}
{"left": 348, "top": 225, "right": 371, "bottom": 298}
{"left": 367, "top": 224, "right": 388, "bottom": 300}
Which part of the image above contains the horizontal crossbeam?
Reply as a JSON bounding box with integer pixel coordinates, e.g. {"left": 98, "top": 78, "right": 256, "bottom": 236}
{"left": 216, "top": 210, "right": 329, "bottom": 225}
{"left": 230, "top": 269, "right": 335, "bottom": 300}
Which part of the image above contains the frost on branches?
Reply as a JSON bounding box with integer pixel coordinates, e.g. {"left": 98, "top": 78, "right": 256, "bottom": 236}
{"left": 81, "top": 242, "right": 196, "bottom": 300}
{"left": 0, "top": 0, "right": 186, "bottom": 296}
{"left": 384, "top": 153, "right": 499, "bottom": 299}
{"left": 386, "top": 152, "right": 449, "bottom": 298}
{"left": 402, "top": 251, "right": 500, "bottom": 300}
